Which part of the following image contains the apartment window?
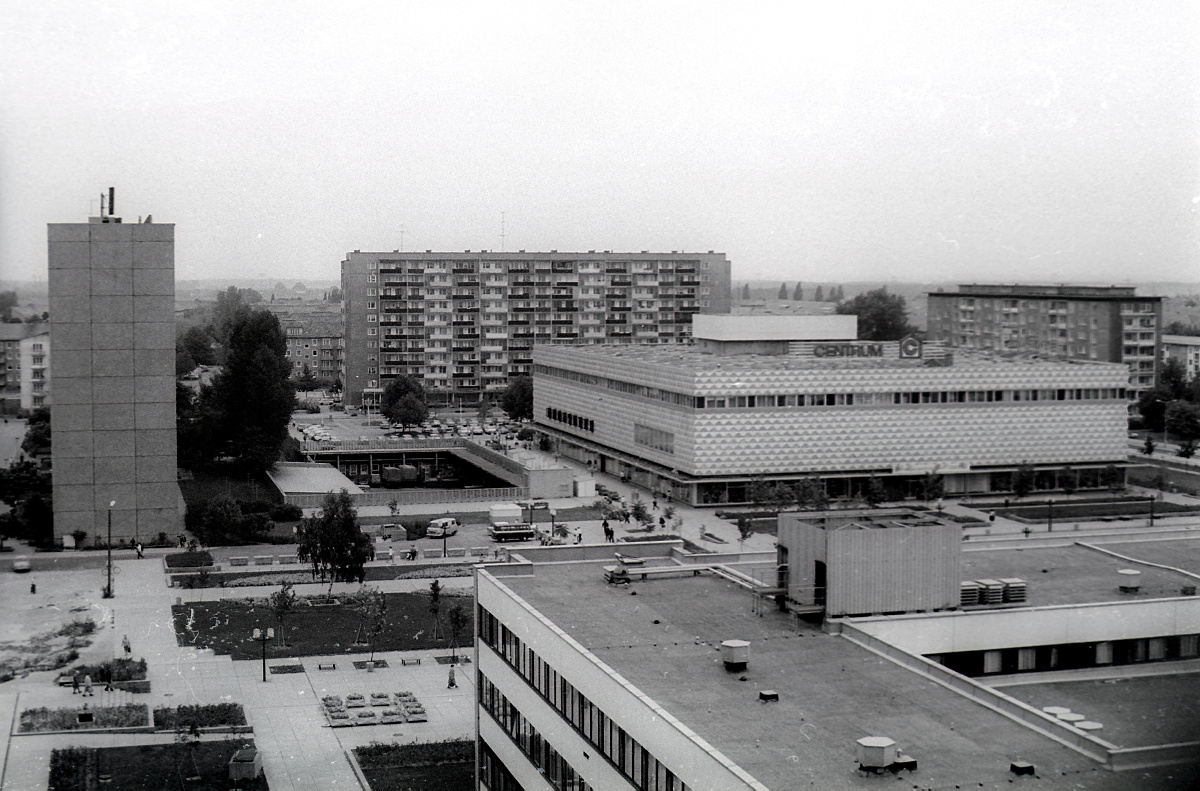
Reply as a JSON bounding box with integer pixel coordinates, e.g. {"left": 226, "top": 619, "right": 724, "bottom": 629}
{"left": 367, "top": 274, "right": 377, "bottom": 282}
{"left": 367, "top": 314, "right": 377, "bottom": 322}
{"left": 367, "top": 328, "right": 377, "bottom": 336}
{"left": 367, "top": 301, "right": 376, "bottom": 309}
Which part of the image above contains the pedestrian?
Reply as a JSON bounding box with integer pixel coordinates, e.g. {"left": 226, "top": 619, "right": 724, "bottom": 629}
{"left": 103, "top": 668, "right": 113, "bottom": 693}
{"left": 30, "top": 582, "right": 36, "bottom": 594}
{"left": 659, "top": 516, "right": 665, "bottom": 530}
{"left": 447, "top": 666, "right": 457, "bottom": 689}
{"left": 83, "top": 674, "right": 93, "bottom": 697}
{"left": 652, "top": 498, "right": 658, "bottom": 510}
{"left": 988, "top": 510, "right": 996, "bottom": 523}
{"left": 135, "top": 542, "right": 144, "bottom": 559}
{"left": 72, "top": 674, "right": 80, "bottom": 694}
{"left": 122, "top": 635, "right": 131, "bottom": 657}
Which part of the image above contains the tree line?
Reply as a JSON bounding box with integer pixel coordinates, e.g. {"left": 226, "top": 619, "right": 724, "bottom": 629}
{"left": 1136, "top": 358, "right": 1200, "bottom": 457}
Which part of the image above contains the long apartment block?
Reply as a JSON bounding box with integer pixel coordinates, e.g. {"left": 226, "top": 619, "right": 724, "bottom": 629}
{"left": 340, "top": 250, "right": 731, "bottom": 407}
{"left": 926, "top": 284, "right": 1162, "bottom": 403}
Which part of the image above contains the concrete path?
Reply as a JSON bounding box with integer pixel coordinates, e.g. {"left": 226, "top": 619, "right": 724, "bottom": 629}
{"left": 0, "top": 556, "right": 475, "bottom": 791}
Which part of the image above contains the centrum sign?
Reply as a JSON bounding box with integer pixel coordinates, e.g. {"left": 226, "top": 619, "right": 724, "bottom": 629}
{"left": 812, "top": 342, "right": 884, "bottom": 358}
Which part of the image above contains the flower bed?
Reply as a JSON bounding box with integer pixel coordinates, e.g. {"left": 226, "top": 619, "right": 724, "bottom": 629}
{"left": 19, "top": 704, "right": 149, "bottom": 732}
{"left": 72, "top": 657, "right": 147, "bottom": 683}
{"left": 170, "top": 564, "right": 473, "bottom": 589}
{"left": 153, "top": 702, "right": 247, "bottom": 731}
{"left": 49, "top": 741, "right": 267, "bottom": 791}
{"left": 165, "top": 550, "right": 214, "bottom": 568}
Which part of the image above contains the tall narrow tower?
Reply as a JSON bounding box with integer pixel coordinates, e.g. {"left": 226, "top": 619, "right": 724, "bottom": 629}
{"left": 47, "top": 194, "right": 181, "bottom": 545}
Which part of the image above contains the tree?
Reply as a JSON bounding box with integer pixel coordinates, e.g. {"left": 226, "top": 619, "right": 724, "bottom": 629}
{"left": 327, "top": 287, "right": 342, "bottom": 303}
{"left": 0, "top": 290, "right": 17, "bottom": 321}
{"left": 350, "top": 587, "right": 388, "bottom": 661}
{"left": 792, "top": 282, "right": 803, "bottom": 301}
{"left": 212, "top": 286, "right": 251, "bottom": 346}
{"left": 1159, "top": 358, "right": 1189, "bottom": 400}
{"left": 1166, "top": 401, "right": 1200, "bottom": 443}
{"left": 178, "top": 325, "right": 215, "bottom": 366}
{"left": 380, "top": 375, "right": 428, "bottom": 426}
{"left": 921, "top": 473, "right": 944, "bottom": 503}
{"left": 864, "top": 475, "right": 885, "bottom": 507}
{"left": 629, "top": 496, "right": 652, "bottom": 528}
{"left": 292, "top": 363, "right": 319, "bottom": 394}
{"left": 741, "top": 283, "right": 751, "bottom": 300}
{"left": 500, "top": 376, "right": 533, "bottom": 421}
{"left": 736, "top": 516, "right": 754, "bottom": 546}
{"left": 447, "top": 602, "right": 469, "bottom": 663}
{"left": 429, "top": 580, "right": 442, "bottom": 641}
{"left": 270, "top": 582, "right": 297, "bottom": 648}
{"left": 769, "top": 483, "right": 796, "bottom": 513}
{"left": 1142, "top": 436, "right": 1156, "bottom": 456}
{"left": 175, "top": 347, "right": 196, "bottom": 378}
{"left": 1179, "top": 439, "right": 1197, "bottom": 459}
{"left": 210, "top": 310, "right": 294, "bottom": 473}
{"left": 478, "top": 399, "right": 493, "bottom": 423}
{"left": 777, "top": 283, "right": 788, "bottom": 300}
{"left": 814, "top": 285, "right": 824, "bottom": 302}
{"left": 1012, "top": 464, "right": 1035, "bottom": 499}
{"left": 1102, "top": 464, "right": 1125, "bottom": 498}
{"left": 835, "top": 287, "right": 916, "bottom": 341}
{"left": 21, "top": 407, "right": 51, "bottom": 457}
{"left": 1136, "top": 385, "right": 1174, "bottom": 433}
{"left": 1059, "top": 466, "right": 1077, "bottom": 495}
{"left": 297, "top": 490, "right": 374, "bottom": 587}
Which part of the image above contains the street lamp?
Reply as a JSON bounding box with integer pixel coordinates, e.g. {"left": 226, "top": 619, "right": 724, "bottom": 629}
{"left": 103, "top": 500, "right": 116, "bottom": 598}
{"left": 1047, "top": 499, "right": 1053, "bottom": 533}
{"left": 252, "top": 628, "right": 274, "bottom": 682}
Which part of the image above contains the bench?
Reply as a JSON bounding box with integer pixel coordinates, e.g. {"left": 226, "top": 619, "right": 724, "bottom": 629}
{"left": 229, "top": 557, "right": 249, "bottom": 567}
{"left": 470, "top": 547, "right": 491, "bottom": 557}
{"left": 613, "top": 553, "right": 645, "bottom": 567}
{"left": 254, "top": 556, "right": 274, "bottom": 566}
{"left": 400, "top": 657, "right": 421, "bottom": 666}
{"left": 424, "top": 549, "right": 444, "bottom": 559}
{"left": 377, "top": 549, "right": 393, "bottom": 561}
{"left": 445, "top": 548, "right": 467, "bottom": 558}
{"left": 317, "top": 663, "right": 337, "bottom": 671}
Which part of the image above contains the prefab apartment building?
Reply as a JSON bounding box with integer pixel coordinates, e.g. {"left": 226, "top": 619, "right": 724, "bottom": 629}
{"left": 340, "top": 251, "right": 731, "bottom": 408}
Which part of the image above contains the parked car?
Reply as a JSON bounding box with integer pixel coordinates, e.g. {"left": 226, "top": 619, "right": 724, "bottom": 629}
{"left": 426, "top": 517, "right": 460, "bottom": 538}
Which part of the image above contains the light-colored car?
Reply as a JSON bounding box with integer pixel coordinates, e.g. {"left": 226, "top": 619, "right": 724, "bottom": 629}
{"left": 12, "top": 555, "right": 31, "bottom": 573}
{"left": 426, "top": 517, "right": 460, "bottom": 538}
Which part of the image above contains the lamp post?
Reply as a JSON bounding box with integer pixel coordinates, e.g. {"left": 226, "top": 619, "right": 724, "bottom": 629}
{"left": 1047, "top": 499, "right": 1053, "bottom": 533}
{"left": 103, "top": 500, "right": 116, "bottom": 598}
{"left": 252, "top": 628, "right": 274, "bottom": 682}
{"left": 1149, "top": 495, "right": 1156, "bottom": 526}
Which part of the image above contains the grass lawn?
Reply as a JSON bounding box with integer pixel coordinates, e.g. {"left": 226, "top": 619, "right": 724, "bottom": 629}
{"left": 50, "top": 740, "right": 268, "bottom": 790}
{"left": 172, "top": 592, "right": 473, "bottom": 660}
{"left": 994, "top": 499, "right": 1200, "bottom": 521}
{"left": 171, "top": 563, "right": 473, "bottom": 589}
{"left": 178, "top": 467, "right": 279, "bottom": 511}
{"left": 360, "top": 762, "right": 473, "bottom": 790}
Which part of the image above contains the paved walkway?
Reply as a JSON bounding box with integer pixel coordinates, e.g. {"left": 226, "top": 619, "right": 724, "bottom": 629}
{"left": 0, "top": 557, "right": 475, "bottom": 791}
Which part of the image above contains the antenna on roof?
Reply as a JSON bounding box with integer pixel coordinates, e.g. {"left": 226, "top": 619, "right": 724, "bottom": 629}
{"left": 109, "top": 187, "right": 115, "bottom": 216}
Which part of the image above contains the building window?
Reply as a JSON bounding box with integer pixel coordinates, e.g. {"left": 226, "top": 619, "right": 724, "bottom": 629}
{"left": 367, "top": 314, "right": 377, "bottom": 322}
{"left": 367, "top": 301, "right": 376, "bottom": 309}
{"left": 367, "top": 328, "right": 377, "bottom": 336}
{"left": 634, "top": 423, "right": 675, "bottom": 454}
{"left": 368, "top": 274, "right": 377, "bottom": 283}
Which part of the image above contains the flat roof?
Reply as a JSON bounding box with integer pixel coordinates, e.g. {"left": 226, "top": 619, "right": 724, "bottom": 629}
{"left": 536, "top": 342, "right": 1127, "bottom": 375}
{"left": 502, "top": 565, "right": 1106, "bottom": 789}
{"left": 265, "top": 462, "right": 362, "bottom": 495}
{"left": 961, "top": 541, "right": 1199, "bottom": 606}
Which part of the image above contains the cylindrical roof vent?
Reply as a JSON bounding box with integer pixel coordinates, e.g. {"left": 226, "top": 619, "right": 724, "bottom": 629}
{"left": 1117, "top": 569, "right": 1141, "bottom": 593}
{"left": 720, "top": 639, "right": 749, "bottom": 672}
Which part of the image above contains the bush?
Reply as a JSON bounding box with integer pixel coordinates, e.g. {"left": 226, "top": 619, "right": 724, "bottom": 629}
{"left": 19, "top": 704, "right": 149, "bottom": 732}
{"left": 165, "top": 550, "right": 214, "bottom": 568}
{"left": 57, "top": 619, "right": 97, "bottom": 638}
{"left": 153, "top": 703, "right": 246, "bottom": 731}
{"left": 73, "top": 657, "right": 147, "bottom": 683}
{"left": 48, "top": 746, "right": 91, "bottom": 789}
{"left": 270, "top": 503, "right": 303, "bottom": 521}
{"left": 355, "top": 739, "right": 473, "bottom": 769}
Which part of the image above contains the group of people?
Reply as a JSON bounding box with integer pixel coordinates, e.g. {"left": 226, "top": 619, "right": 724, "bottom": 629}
{"left": 70, "top": 636, "right": 132, "bottom": 697}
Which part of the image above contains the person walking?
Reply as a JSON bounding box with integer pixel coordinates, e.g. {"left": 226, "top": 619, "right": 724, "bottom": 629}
{"left": 122, "top": 635, "right": 131, "bottom": 657}
{"left": 83, "top": 674, "right": 93, "bottom": 697}
{"left": 72, "top": 673, "right": 80, "bottom": 695}
{"left": 447, "top": 666, "right": 457, "bottom": 689}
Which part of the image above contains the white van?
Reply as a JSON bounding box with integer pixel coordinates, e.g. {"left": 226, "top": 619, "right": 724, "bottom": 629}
{"left": 427, "top": 517, "right": 460, "bottom": 538}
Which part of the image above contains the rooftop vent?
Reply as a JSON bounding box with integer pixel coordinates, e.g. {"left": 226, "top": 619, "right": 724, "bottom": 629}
{"left": 1117, "top": 569, "right": 1141, "bottom": 593}
{"left": 720, "top": 639, "right": 749, "bottom": 672}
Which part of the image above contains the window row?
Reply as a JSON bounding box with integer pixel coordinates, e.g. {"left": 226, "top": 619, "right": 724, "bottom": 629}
{"left": 701, "top": 387, "right": 1127, "bottom": 409}
{"left": 480, "top": 673, "right": 592, "bottom": 791}
{"left": 479, "top": 606, "right": 689, "bottom": 791}
{"left": 547, "top": 407, "right": 595, "bottom": 433}
{"left": 634, "top": 423, "right": 675, "bottom": 455}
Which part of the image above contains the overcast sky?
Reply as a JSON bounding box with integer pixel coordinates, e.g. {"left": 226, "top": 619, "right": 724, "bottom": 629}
{"left": 2, "top": 1, "right": 1197, "bottom": 285}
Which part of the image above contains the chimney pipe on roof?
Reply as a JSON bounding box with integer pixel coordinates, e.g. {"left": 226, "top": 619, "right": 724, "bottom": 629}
{"left": 109, "top": 187, "right": 115, "bottom": 216}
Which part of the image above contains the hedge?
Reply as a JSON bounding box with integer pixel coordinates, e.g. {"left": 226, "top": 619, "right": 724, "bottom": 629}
{"left": 72, "top": 657, "right": 147, "bottom": 683}
{"left": 19, "top": 704, "right": 149, "bottom": 732}
{"left": 153, "top": 703, "right": 247, "bottom": 731}
{"left": 355, "top": 739, "right": 473, "bottom": 769}
{"left": 165, "top": 550, "right": 214, "bottom": 568}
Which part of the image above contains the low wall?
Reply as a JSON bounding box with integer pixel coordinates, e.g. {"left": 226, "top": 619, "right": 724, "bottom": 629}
{"left": 289, "top": 486, "right": 528, "bottom": 509}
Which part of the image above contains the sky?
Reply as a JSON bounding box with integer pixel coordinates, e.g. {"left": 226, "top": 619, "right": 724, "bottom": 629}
{"left": 1, "top": 1, "right": 1197, "bottom": 285}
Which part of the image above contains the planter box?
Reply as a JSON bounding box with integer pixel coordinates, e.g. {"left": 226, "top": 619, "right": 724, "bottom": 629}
{"left": 253, "top": 556, "right": 274, "bottom": 566}
{"left": 229, "top": 557, "right": 249, "bottom": 567}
